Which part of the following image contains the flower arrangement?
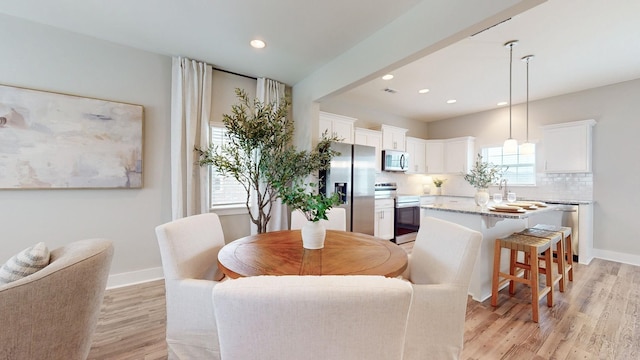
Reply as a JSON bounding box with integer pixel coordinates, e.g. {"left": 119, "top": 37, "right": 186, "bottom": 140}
{"left": 432, "top": 178, "right": 446, "bottom": 188}
{"left": 464, "top": 154, "right": 505, "bottom": 189}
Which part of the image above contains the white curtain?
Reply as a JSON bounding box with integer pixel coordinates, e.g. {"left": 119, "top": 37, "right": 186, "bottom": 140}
{"left": 251, "top": 77, "right": 288, "bottom": 233}
{"left": 170, "top": 57, "right": 212, "bottom": 220}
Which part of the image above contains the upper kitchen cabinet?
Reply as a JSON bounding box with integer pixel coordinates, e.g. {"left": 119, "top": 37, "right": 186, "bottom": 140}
{"left": 355, "top": 128, "right": 383, "bottom": 172}
{"left": 319, "top": 111, "right": 355, "bottom": 143}
{"left": 542, "top": 119, "right": 596, "bottom": 173}
{"left": 405, "top": 137, "right": 426, "bottom": 174}
{"left": 425, "top": 140, "right": 444, "bottom": 174}
{"left": 443, "top": 136, "right": 475, "bottom": 174}
{"left": 380, "top": 124, "right": 407, "bottom": 151}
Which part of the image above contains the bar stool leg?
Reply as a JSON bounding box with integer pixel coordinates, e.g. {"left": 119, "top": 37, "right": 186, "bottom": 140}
{"left": 544, "top": 249, "right": 553, "bottom": 308}
{"left": 491, "top": 240, "right": 502, "bottom": 307}
{"left": 530, "top": 248, "right": 540, "bottom": 323}
{"left": 566, "top": 233, "right": 574, "bottom": 281}
{"left": 556, "top": 236, "right": 566, "bottom": 292}
{"left": 509, "top": 249, "right": 517, "bottom": 294}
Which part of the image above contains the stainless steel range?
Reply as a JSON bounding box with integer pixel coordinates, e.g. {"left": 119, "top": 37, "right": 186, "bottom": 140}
{"left": 374, "top": 183, "right": 420, "bottom": 244}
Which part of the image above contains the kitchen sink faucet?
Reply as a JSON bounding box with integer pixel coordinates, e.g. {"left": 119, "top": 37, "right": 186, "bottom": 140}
{"left": 499, "top": 179, "right": 508, "bottom": 198}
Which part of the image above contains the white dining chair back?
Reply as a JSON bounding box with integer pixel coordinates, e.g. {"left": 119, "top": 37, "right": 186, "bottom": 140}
{"left": 155, "top": 213, "right": 226, "bottom": 360}
{"left": 214, "top": 275, "right": 412, "bottom": 360}
{"left": 290, "top": 207, "right": 347, "bottom": 231}
{"left": 402, "top": 216, "right": 482, "bottom": 360}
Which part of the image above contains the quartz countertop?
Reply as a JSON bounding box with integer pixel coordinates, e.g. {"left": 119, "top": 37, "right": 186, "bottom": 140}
{"left": 420, "top": 194, "right": 594, "bottom": 205}
{"left": 421, "top": 203, "right": 563, "bottom": 219}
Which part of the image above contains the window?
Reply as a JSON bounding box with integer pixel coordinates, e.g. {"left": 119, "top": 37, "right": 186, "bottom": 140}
{"left": 209, "top": 124, "right": 247, "bottom": 209}
{"left": 481, "top": 145, "right": 536, "bottom": 186}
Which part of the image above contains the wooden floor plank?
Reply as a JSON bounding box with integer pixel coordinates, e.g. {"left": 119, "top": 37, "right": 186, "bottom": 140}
{"left": 87, "top": 244, "right": 640, "bottom": 360}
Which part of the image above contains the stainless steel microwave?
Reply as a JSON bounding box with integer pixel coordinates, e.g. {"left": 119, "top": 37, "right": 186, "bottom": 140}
{"left": 382, "top": 150, "right": 409, "bottom": 172}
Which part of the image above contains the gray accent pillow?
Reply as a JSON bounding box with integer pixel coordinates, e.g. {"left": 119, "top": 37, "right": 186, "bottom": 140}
{"left": 0, "top": 242, "right": 50, "bottom": 285}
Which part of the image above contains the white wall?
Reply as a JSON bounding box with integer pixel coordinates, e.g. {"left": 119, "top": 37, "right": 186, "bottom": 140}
{"left": 0, "top": 14, "right": 171, "bottom": 287}
{"left": 0, "top": 15, "right": 270, "bottom": 286}
{"left": 427, "top": 78, "right": 640, "bottom": 260}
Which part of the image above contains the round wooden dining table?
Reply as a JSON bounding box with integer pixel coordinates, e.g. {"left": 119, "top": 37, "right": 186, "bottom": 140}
{"left": 217, "top": 230, "right": 408, "bottom": 278}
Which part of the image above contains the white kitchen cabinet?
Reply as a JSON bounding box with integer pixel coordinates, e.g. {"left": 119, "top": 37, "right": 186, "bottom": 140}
{"left": 355, "top": 127, "right": 383, "bottom": 172}
{"left": 443, "top": 136, "right": 475, "bottom": 174}
{"left": 380, "top": 124, "right": 407, "bottom": 151}
{"left": 405, "top": 137, "right": 426, "bottom": 174}
{"left": 542, "top": 119, "right": 596, "bottom": 173}
{"left": 374, "top": 198, "right": 394, "bottom": 240}
{"left": 425, "top": 140, "right": 444, "bottom": 174}
{"left": 319, "top": 111, "right": 355, "bottom": 143}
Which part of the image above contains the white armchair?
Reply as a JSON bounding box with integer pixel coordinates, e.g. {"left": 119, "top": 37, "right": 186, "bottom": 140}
{"left": 213, "top": 275, "right": 413, "bottom": 360}
{"left": 290, "top": 207, "right": 347, "bottom": 231}
{"left": 402, "top": 216, "right": 482, "bottom": 360}
{"left": 0, "top": 238, "right": 113, "bottom": 360}
{"left": 155, "top": 213, "right": 226, "bottom": 360}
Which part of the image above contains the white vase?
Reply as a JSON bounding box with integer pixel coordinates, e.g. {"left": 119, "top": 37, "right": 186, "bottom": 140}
{"left": 474, "top": 188, "right": 490, "bottom": 206}
{"left": 301, "top": 221, "right": 326, "bottom": 249}
{"left": 432, "top": 187, "right": 442, "bottom": 195}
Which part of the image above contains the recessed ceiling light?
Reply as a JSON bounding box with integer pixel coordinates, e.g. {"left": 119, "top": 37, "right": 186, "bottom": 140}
{"left": 446, "top": 99, "right": 457, "bottom": 104}
{"left": 497, "top": 101, "right": 508, "bottom": 106}
{"left": 250, "top": 39, "right": 266, "bottom": 49}
{"left": 382, "top": 74, "right": 394, "bottom": 80}
{"left": 418, "top": 88, "right": 430, "bottom": 94}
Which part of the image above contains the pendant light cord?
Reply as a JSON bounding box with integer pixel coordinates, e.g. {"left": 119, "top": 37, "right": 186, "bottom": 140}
{"left": 521, "top": 54, "right": 534, "bottom": 143}
{"left": 525, "top": 56, "right": 529, "bottom": 142}
{"left": 509, "top": 43, "right": 513, "bottom": 139}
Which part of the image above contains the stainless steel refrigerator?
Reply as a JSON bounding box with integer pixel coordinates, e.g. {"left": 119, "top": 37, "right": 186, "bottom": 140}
{"left": 319, "top": 142, "right": 376, "bottom": 235}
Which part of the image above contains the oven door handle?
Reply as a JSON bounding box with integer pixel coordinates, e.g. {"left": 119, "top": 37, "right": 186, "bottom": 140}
{"left": 395, "top": 202, "right": 420, "bottom": 208}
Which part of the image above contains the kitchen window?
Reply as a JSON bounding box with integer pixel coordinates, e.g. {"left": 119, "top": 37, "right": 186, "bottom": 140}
{"left": 208, "top": 124, "right": 248, "bottom": 211}
{"left": 481, "top": 145, "right": 536, "bottom": 186}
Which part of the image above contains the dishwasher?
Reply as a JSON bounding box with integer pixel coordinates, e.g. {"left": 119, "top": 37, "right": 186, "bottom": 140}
{"left": 531, "top": 202, "right": 580, "bottom": 262}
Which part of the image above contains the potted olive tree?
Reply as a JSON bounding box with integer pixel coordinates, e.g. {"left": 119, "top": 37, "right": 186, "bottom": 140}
{"left": 197, "top": 88, "right": 339, "bottom": 233}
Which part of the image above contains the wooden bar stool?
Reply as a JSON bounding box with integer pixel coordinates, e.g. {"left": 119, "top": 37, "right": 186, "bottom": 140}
{"left": 532, "top": 224, "right": 574, "bottom": 281}
{"left": 491, "top": 233, "right": 553, "bottom": 323}
{"left": 518, "top": 228, "right": 566, "bottom": 292}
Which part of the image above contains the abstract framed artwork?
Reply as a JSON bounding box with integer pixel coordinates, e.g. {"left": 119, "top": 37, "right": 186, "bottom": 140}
{"left": 0, "top": 84, "right": 143, "bottom": 189}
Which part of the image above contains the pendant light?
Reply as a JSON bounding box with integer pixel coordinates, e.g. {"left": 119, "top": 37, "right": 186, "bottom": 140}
{"left": 503, "top": 40, "right": 518, "bottom": 155}
{"left": 520, "top": 54, "right": 535, "bottom": 155}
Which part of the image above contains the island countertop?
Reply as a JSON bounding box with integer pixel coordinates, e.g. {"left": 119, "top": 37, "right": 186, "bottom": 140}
{"left": 421, "top": 203, "right": 562, "bottom": 219}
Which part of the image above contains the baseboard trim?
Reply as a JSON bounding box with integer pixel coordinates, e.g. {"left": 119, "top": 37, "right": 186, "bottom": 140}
{"left": 107, "top": 267, "right": 164, "bottom": 289}
{"left": 593, "top": 248, "right": 640, "bottom": 267}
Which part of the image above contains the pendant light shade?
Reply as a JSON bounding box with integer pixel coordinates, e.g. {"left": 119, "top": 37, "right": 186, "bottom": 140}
{"left": 520, "top": 54, "right": 535, "bottom": 155}
{"left": 503, "top": 138, "right": 519, "bottom": 155}
{"left": 503, "top": 40, "right": 518, "bottom": 155}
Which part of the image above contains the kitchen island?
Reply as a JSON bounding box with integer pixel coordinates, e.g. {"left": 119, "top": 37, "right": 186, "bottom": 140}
{"left": 421, "top": 203, "right": 563, "bottom": 302}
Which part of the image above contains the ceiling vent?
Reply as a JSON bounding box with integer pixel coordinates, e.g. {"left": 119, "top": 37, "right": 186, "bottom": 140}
{"left": 382, "top": 87, "right": 398, "bottom": 94}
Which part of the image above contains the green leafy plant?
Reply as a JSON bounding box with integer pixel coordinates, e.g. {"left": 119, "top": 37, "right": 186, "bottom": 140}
{"left": 432, "top": 178, "right": 446, "bottom": 188}
{"left": 196, "top": 88, "right": 340, "bottom": 233}
{"left": 279, "top": 182, "right": 342, "bottom": 222}
{"left": 464, "top": 153, "right": 505, "bottom": 189}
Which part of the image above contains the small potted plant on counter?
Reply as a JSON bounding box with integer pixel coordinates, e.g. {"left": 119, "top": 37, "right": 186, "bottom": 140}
{"left": 432, "top": 178, "right": 446, "bottom": 195}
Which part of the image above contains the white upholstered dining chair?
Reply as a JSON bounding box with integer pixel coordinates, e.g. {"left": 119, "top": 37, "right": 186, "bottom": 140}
{"left": 213, "top": 275, "right": 413, "bottom": 360}
{"left": 290, "top": 207, "right": 347, "bottom": 231}
{"left": 155, "top": 213, "right": 226, "bottom": 360}
{"left": 402, "top": 216, "right": 482, "bottom": 360}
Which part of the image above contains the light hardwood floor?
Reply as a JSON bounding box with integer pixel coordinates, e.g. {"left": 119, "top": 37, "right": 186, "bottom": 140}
{"left": 88, "top": 243, "right": 640, "bottom": 359}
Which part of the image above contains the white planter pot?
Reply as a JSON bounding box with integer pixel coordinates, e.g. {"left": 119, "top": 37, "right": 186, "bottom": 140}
{"left": 474, "top": 188, "right": 490, "bottom": 207}
{"left": 301, "top": 221, "right": 326, "bottom": 249}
